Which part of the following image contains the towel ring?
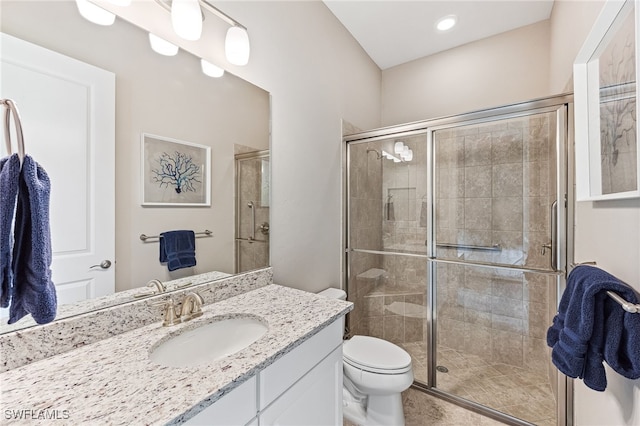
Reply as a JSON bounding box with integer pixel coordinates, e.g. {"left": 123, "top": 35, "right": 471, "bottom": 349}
{"left": 1, "top": 99, "right": 25, "bottom": 162}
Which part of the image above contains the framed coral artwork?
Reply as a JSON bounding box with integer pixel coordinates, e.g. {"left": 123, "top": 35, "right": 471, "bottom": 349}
{"left": 141, "top": 133, "right": 211, "bottom": 206}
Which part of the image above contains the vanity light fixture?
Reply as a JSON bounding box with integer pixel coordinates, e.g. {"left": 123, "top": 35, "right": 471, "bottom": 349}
{"left": 436, "top": 14, "right": 457, "bottom": 32}
{"left": 75, "top": 0, "right": 116, "bottom": 26}
{"left": 149, "top": 33, "right": 179, "bottom": 56}
{"left": 171, "top": 0, "right": 203, "bottom": 41}
{"left": 201, "top": 59, "right": 225, "bottom": 78}
{"left": 155, "top": 0, "right": 251, "bottom": 66}
{"left": 225, "top": 26, "right": 250, "bottom": 66}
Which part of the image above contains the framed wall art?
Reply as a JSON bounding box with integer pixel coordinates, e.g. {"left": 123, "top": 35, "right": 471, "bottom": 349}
{"left": 141, "top": 133, "right": 211, "bottom": 206}
{"left": 574, "top": 0, "right": 640, "bottom": 201}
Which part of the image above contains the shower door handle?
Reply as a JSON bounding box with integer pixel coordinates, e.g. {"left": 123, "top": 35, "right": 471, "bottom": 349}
{"left": 247, "top": 201, "right": 255, "bottom": 241}
{"left": 541, "top": 200, "right": 558, "bottom": 270}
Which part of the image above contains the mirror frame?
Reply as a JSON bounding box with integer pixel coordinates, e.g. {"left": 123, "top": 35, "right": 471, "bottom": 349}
{"left": 574, "top": 0, "right": 640, "bottom": 201}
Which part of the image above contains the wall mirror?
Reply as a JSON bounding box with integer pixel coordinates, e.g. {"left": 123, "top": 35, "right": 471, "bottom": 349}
{"left": 575, "top": 0, "right": 640, "bottom": 201}
{"left": 0, "top": 0, "right": 270, "bottom": 333}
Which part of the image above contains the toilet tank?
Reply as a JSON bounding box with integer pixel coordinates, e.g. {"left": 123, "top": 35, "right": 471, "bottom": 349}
{"left": 318, "top": 288, "right": 347, "bottom": 300}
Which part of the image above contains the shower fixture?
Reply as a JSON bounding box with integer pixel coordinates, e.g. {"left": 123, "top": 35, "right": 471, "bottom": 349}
{"left": 366, "top": 148, "right": 382, "bottom": 159}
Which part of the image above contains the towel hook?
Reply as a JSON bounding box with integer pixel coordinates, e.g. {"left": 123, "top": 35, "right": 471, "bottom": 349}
{"left": 1, "top": 99, "right": 25, "bottom": 162}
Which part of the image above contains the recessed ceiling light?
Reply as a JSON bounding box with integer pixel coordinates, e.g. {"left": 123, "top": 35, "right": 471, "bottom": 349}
{"left": 436, "top": 15, "right": 457, "bottom": 32}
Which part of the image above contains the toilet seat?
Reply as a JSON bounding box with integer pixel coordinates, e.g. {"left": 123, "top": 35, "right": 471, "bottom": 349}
{"left": 343, "top": 335, "right": 412, "bottom": 374}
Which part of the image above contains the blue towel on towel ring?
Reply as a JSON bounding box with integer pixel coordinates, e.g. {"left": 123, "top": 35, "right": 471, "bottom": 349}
{"left": 9, "top": 155, "right": 57, "bottom": 325}
{"left": 547, "top": 265, "right": 640, "bottom": 391}
{"left": 159, "top": 230, "right": 196, "bottom": 272}
{"left": 0, "top": 154, "right": 20, "bottom": 308}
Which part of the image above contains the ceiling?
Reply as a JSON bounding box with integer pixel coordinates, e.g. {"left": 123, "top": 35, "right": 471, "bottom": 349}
{"left": 323, "top": 1, "right": 555, "bottom": 70}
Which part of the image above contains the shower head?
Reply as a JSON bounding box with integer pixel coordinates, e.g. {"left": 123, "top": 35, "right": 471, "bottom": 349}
{"left": 366, "top": 148, "right": 382, "bottom": 160}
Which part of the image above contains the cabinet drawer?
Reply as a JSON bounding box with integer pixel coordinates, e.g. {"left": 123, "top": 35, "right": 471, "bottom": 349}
{"left": 259, "top": 318, "right": 343, "bottom": 410}
{"left": 184, "top": 376, "right": 257, "bottom": 426}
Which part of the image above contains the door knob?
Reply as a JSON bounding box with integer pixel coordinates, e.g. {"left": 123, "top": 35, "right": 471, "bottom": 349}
{"left": 89, "top": 260, "right": 112, "bottom": 270}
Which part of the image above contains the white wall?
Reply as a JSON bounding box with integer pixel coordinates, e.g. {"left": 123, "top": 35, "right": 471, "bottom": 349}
{"left": 381, "top": 20, "right": 551, "bottom": 126}
{"left": 212, "top": 2, "right": 383, "bottom": 292}
{"left": 549, "top": 2, "right": 640, "bottom": 424}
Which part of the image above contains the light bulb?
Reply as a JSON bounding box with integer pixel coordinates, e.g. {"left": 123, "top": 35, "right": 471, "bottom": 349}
{"left": 201, "top": 59, "right": 225, "bottom": 78}
{"left": 148, "top": 33, "right": 179, "bottom": 56}
{"left": 75, "top": 0, "right": 115, "bottom": 26}
{"left": 225, "top": 26, "right": 250, "bottom": 66}
{"left": 394, "top": 141, "right": 404, "bottom": 154}
{"left": 404, "top": 149, "right": 413, "bottom": 162}
{"left": 171, "top": 0, "right": 202, "bottom": 41}
{"left": 436, "top": 15, "right": 457, "bottom": 32}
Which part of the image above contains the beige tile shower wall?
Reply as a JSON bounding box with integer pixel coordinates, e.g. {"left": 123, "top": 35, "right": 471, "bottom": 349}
{"left": 435, "top": 114, "right": 556, "bottom": 370}
{"left": 348, "top": 143, "right": 384, "bottom": 336}
{"left": 237, "top": 157, "right": 269, "bottom": 273}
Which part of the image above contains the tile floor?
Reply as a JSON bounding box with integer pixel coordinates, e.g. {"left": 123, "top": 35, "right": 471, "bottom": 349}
{"left": 344, "top": 388, "right": 506, "bottom": 426}
{"left": 399, "top": 342, "right": 557, "bottom": 426}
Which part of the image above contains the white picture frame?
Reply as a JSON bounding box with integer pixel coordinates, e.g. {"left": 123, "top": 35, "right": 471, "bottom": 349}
{"left": 574, "top": 0, "right": 640, "bottom": 201}
{"left": 141, "top": 133, "right": 211, "bottom": 206}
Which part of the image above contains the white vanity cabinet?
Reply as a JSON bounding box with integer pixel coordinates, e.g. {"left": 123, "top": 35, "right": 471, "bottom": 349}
{"left": 184, "top": 318, "right": 344, "bottom": 425}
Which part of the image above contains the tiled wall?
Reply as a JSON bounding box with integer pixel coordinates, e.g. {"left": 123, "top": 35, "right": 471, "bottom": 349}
{"left": 348, "top": 142, "right": 384, "bottom": 336}
{"left": 236, "top": 151, "right": 270, "bottom": 273}
{"left": 434, "top": 113, "right": 558, "bottom": 371}
{"left": 348, "top": 137, "right": 428, "bottom": 343}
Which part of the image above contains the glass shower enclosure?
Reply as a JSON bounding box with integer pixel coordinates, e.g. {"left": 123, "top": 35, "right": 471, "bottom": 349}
{"left": 235, "top": 150, "right": 270, "bottom": 273}
{"left": 344, "top": 94, "right": 573, "bottom": 426}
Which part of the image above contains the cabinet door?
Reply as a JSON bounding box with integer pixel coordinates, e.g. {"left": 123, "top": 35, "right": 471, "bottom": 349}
{"left": 260, "top": 346, "right": 343, "bottom": 425}
{"left": 184, "top": 376, "right": 257, "bottom": 426}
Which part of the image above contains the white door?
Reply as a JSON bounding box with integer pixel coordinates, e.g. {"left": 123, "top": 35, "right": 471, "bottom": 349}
{"left": 0, "top": 32, "right": 115, "bottom": 315}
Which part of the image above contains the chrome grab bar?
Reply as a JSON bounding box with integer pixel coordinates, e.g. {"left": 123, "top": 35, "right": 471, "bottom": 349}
{"left": 236, "top": 237, "right": 267, "bottom": 244}
{"left": 248, "top": 201, "right": 255, "bottom": 241}
{"left": 436, "top": 243, "right": 502, "bottom": 252}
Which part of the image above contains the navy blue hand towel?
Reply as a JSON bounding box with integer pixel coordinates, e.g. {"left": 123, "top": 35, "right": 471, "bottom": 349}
{"left": 159, "top": 230, "right": 196, "bottom": 271}
{"left": 0, "top": 154, "right": 20, "bottom": 308}
{"left": 547, "top": 265, "right": 640, "bottom": 391}
{"left": 9, "top": 155, "right": 57, "bottom": 325}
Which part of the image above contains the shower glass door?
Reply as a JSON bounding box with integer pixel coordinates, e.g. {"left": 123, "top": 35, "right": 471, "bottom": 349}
{"left": 346, "top": 134, "right": 430, "bottom": 361}
{"left": 428, "top": 107, "right": 567, "bottom": 426}
{"left": 235, "top": 150, "right": 270, "bottom": 273}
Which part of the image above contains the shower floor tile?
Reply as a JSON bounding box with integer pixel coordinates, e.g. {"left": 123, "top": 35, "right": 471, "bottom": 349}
{"left": 399, "top": 342, "right": 557, "bottom": 425}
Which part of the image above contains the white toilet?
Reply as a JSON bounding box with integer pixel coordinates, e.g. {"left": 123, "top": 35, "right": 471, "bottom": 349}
{"left": 318, "top": 288, "right": 414, "bottom": 426}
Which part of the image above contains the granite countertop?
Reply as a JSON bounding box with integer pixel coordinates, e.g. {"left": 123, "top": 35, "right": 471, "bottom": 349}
{"left": 0, "top": 271, "right": 233, "bottom": 334}
{"left": 0, "top": 284, "right": 352, "bottom": 425}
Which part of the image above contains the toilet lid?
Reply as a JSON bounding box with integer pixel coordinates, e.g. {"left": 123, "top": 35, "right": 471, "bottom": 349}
{"left": 343, "top": 335, "right": 412, "bottom": 373}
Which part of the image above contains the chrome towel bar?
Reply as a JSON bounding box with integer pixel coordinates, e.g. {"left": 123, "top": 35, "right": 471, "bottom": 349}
{"left": 140, "top": 230, "right": 212, "bottom": 242}
{"left": 571, "top": 261, "right": 640, "bottom": 314}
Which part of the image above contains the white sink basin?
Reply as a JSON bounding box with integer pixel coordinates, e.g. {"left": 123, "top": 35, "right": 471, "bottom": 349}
{"left": 149, "top": 316, "right": 268, "bottom": 368}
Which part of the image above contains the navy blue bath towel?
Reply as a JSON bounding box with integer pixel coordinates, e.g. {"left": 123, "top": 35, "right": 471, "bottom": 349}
{"left": 159, "top": 230, "right": 196, "bottom": 271}
{"left": 547, "top": 265, "right": 640, "bottom": 391}
{"left": 9, "top": 155, "right": 57, "bottom": 324}
{"left": 0, "top": 154, "right": 20, "bottom": 308}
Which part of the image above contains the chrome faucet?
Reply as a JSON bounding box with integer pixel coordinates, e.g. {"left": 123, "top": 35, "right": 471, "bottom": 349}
{"left": 156, "top": 292, "right": 204, "bottom": 327}
{"left": 147, "top": 279, "right": 166, "bottom": 294}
